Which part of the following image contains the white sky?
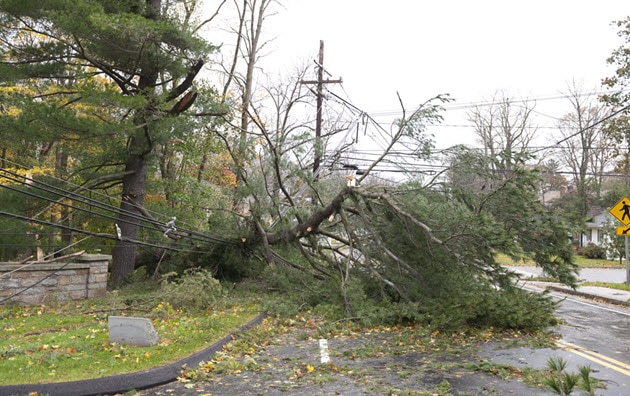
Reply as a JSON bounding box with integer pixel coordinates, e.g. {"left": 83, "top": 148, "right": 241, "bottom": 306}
{"left": 243, "top": 0, "right": 629, "bottom": 149}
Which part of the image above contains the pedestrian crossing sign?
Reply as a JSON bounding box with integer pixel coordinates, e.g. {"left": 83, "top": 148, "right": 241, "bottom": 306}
{"left": 617, "top": 226, "right": 630, "bottom": 236}
{"left": 610, "top": 196, "right": 630, "bottom": 226}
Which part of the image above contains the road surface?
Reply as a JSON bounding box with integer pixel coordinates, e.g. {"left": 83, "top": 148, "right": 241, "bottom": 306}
{"left": 482, "top": 273, "right": 630, "bottom": 395}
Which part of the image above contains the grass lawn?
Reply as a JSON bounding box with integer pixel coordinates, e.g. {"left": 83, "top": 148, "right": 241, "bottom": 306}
{"left": 496, "top": 253, "right": 624, "bottom": 268}
{"left": 580, "top": 281, "right": 630, "bottom": 291}
{"left": 0, "top": 285, "right": 261, "bottom": 385}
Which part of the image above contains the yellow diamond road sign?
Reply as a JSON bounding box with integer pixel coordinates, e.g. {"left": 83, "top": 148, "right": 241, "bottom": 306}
{"left": 610, "top": 196, "right": 630, "bottom": 225}
{"left": 617, "top": 226, "right": 630, "bottom": 236}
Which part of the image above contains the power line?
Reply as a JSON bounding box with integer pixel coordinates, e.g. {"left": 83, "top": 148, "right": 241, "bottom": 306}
{"left": 532, "top": 104, "right": 630, "bottom": 154}
{"left": 0, "top": 257, "right": 76, "bottom": 304}
{"left": 0, "top": 236, "right": 91, "bottom": 280}
{"left": 0, "top": 209, "right": 210, "bottom": 253}
{"left": 364, "top": 89, "right": 630, "bottom": 118}
{"left": 0, "top": 165, "right": 238, "bottom": 250}
{"left": 0, "top": 157, "right": 225, "bottom": 238}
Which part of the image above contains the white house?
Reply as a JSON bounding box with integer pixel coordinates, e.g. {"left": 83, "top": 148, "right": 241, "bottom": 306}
{"left": 581, "top": 207, "right": 617, "bottom": 248}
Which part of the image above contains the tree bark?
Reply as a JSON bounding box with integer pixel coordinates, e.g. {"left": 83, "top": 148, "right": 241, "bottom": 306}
{"left": 110, "top": 152, "right": 148, "bottom": 287}
{"left": 109, "top": 0, "right": 161, "bottom": 287}
{"left": 265, "top": 186, "right": 351, "bottom": 244}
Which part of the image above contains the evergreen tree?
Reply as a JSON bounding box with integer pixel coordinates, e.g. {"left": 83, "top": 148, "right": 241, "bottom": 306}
{"left": 0, "top": 0, "right": 216, "bottom": 286}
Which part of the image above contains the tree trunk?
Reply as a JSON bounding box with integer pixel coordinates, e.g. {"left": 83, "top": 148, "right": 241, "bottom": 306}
{"left": 110, "top": 152, "right": 148, "bottom": 287}
{"left": 109, "top": 0, "right": 160, "bottom": 288}
{"left": 55, "top": 148, "right": 72, "bottom": 246}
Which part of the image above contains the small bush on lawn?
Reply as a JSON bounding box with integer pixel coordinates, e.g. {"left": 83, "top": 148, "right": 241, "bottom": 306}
{"left": 160, "top": 269, "right": 226, "bottom": 311}
{"left": 578, "top": 243, "right": 606, "bottom": 259}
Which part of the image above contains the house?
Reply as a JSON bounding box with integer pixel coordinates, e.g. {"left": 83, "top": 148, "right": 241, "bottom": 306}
{"left": 581, "top": 207, "right": 614, "bottom": 247}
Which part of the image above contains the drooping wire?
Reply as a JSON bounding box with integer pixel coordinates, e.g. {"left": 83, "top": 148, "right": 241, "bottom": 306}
{"left": 0, "top": 157, "right": 233, "bottom": 244}
{"left": 0, "top": 167, "right": 238, "bottom": 249}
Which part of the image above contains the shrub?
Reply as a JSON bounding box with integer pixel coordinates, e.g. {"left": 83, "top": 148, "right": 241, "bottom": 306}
{"left": 579, "top": 243, "right": 606, "bottom": 259}
{"left": 202, "top": 243, "right": 264, "bottom": 282}
{"left": 160, "top": 269, "right": 225, "bottom": 311}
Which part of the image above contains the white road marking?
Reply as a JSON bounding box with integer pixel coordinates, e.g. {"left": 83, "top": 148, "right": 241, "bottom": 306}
{"left": 319, "top": 339, "right": 330, "bottom": 363}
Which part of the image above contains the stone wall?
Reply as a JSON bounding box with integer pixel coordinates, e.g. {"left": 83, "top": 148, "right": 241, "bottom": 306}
{"left": 0, "top": 254, "right": 109, "bottom": 305}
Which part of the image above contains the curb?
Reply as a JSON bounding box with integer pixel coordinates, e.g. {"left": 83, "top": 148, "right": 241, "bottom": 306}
{"left": 545, "top": 285, "right": 630, "bottom": 307}
{"left": 0, "top": 312, "right": 267, "bottom": 396}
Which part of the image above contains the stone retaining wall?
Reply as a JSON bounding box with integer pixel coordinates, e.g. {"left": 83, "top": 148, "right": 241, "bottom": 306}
{"left": 0, "top": 254, "right": 109, "bottom": 305}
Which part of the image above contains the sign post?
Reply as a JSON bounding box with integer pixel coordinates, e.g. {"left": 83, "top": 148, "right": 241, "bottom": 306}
{"left": 609, "top": 196, "right": 630, "bottom": 284}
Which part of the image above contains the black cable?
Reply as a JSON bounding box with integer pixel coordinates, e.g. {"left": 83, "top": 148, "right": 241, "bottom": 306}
{"left": 1, "top": 158, "right": 232, "bottom": 243}
{"left": 532, "top": 104, "right": 630, "bottom": 154}
{"left": 0, "top": 185, "right": 237, "bottom": 251}
{"left": 327, "top": 86, "right": 630, "bottom": 169}
{"left": 0, "top": 209, "right": 212, "bottom": 253}
{"left": 0, "top": 169, "right": 237, "bottom": 246}
{"left": 0, "top": 168, "right": 147, "bottom": 221}
{"left": 362, "top": 89, "right": 630, "bottom": 117}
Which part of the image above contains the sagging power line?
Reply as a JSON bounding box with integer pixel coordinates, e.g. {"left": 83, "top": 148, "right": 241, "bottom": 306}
{"left": 0, "top": 164, "right": 238, "bottom": 254}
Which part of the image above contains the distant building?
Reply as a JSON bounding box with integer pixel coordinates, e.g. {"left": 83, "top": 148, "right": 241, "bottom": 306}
{"left": 581, "top": 206, "right": 613, "bottom": 247}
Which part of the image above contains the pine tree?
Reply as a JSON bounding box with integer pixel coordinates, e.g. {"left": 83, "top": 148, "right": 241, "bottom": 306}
{"left": 0, "top": 0, "right": 214, "bottom": 286}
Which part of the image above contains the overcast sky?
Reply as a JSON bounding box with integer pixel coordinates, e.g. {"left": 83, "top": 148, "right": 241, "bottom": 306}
{"left": 210, "top": 1, "right": 630, "bottom": 149}
{"left": 271, "top": 1, "right": 628, "bottom": 147}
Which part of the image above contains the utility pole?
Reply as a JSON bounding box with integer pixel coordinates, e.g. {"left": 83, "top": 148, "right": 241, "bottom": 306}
{"left": 301, "top": 40, "right": 342, "bottom": 177}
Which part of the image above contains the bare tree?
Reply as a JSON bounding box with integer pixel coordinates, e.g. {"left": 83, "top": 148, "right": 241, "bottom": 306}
{"left": 553, "top": 82, "right": 614, "bottom": 219}
{"left": 219, "top": 0, "right": 277, "bottom": 156}
{"left": 467, "top": 91, "right": 538, "bottom": 174}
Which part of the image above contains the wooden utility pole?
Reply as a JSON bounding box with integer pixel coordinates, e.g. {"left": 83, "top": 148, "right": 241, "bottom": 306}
{"left": 301, "top": 40, "right": 342, "bottom": 176}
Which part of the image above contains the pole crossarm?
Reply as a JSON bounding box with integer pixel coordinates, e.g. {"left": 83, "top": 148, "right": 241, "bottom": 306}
{"left": 300, "top": 79, "right": 343, "bottom": 85}
{"left": 299, "top": 40, "right": 343, "bottom": 177}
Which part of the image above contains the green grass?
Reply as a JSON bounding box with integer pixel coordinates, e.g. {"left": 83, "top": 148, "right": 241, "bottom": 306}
{"left": 0, "top": 286, "right": 260, "bottom": 385}
{"left": 580, "top": 281, "right": 630, "bottom": 291}
{"left": 496, "top": 253, "right": 623, "bottom": 268}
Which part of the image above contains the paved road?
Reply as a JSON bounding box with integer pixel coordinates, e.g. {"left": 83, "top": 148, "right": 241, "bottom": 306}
{"left": 139, "top": 269, "right": 630, "bottom": 396}
{"left": 141, "top": 319, "right": 554, "bottom": 396}
{"left": 482, "top": 277, "right": 630, "bottom": 395}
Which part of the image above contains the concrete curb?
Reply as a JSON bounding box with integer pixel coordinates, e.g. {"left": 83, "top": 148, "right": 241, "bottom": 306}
{"left": 0, "top": 312, "right": 267, "bottom": 396}
{"left": 545, "top": 285, "right": 630, "bottom": 307}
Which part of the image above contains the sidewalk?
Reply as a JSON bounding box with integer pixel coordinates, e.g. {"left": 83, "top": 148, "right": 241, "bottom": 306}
{"left": 510, "top": 266, "right": 630, "bottom": 307}
{"left": 535, "top": 281, "right": 630, "bottom": 306}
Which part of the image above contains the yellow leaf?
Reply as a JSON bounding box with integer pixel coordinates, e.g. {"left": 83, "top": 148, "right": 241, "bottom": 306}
{"left": 306, "top": 364, "right": 315, "bottom": 373}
